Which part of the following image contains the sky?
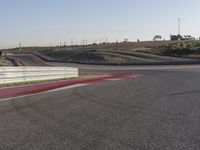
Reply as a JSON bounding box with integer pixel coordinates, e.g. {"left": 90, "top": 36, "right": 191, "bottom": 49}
{"left": 0, "top": 0, "right": 200, "bottom": 48}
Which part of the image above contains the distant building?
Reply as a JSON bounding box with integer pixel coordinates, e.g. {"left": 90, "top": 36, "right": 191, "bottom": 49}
{"left": 170, "top": 34, "right": 195, "bottom": 41}
{"left": 123, "top": 39, "right": 129, "bottom": 43}
{"left": 182, "top": 35, "right": 195, "bottom": 41}
{"left": 170, "top": 34, "right": 182, "bottom": 41}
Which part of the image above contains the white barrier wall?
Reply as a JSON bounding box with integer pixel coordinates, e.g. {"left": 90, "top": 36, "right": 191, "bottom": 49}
{"left": 0, "top": 67, "right": 79, "bottom": 84}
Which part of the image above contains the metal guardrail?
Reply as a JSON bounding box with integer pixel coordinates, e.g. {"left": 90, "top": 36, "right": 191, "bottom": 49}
{"left": 33, "top": 52, "right": 200, "bottom": 66}
{"left": 0, "top": 67, "right": 79, "bottom": 84}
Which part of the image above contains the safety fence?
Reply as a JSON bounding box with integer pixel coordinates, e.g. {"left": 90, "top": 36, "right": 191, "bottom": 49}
{"left": 0, "top": 67, "right": 79, "bottom": 84}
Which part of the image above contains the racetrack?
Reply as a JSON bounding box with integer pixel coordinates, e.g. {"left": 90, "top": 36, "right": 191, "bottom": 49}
{"left": 1, "top": 62, "right": 200, "bottom": 149}
{"left": 11, "top": 54, "right": 52, "bottom": 66}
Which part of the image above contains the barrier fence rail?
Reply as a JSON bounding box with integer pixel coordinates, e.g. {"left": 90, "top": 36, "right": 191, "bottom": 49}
{"left": 33, "top": 52, "right": 200, "bottom": 66}
{"left": 0, "top": 67, "right": 79, "bottom": 84}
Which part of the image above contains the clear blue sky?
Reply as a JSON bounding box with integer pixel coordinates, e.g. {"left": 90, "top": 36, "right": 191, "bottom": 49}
{"left": 0, "top": 0, "right": 200, "bottom": 48}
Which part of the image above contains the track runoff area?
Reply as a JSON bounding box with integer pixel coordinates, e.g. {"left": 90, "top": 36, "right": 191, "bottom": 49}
{"left": 3, "top": 54, "right": 199, "bottom": 101}
{"left": 1, "top": 54, "right": 200, "bottom": 149}
{"left": 2, "top": 54, "right": 200, "bottom": 101}
{"left": 0, "top": 54, "right": 144, "bottom": 101}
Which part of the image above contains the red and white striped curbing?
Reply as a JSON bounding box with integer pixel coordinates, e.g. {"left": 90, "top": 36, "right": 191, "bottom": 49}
{"left": 0, "top": 74, "right": 143, "bottom": 101}
{"left": 13, "top": 54, "right": 53, "bottom": 66}
{"left": 30, "top": 54, "right": 53, "bottom": 66}
{"left": 15, "top": 58, "right": 27, "bottom": 66}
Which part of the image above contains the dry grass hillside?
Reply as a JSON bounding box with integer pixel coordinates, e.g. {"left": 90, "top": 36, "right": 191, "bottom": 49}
{"left": 7, "top": 40, "right": 200, "bottom": 63}
{"left": 87, "top": 40, "right": 179, "bottom": 51}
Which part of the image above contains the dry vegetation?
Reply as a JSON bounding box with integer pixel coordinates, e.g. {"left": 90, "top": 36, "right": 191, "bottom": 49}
{"left": 87, "top": 40, "right": 179, "bottom": 51}
{"left": 7, "top": 40, "right": 200, "bottom": 62}
{"left": 0, "top": 59, "right": 10, "bottom": 66}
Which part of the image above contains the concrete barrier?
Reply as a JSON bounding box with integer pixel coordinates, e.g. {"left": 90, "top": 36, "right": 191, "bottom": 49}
{"left": 0, "top": 67, "right": 79, "bottom": 84}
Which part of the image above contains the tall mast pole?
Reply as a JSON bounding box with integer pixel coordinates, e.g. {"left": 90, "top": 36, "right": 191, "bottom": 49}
{"left": 178, "top": 18, "right": 181, "bottom": 35}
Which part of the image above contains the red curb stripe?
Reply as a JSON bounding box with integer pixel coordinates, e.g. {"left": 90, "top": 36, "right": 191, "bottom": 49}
{"left": 17, "top": 59, "right": 27, "bottom": 66}
{"left": 0, "top": 74, "right": 143, "bottom": 101}
{"left": 15, "top": 58, "right": 27, "bottom": 66}
{"left": 30, "top": 55, "right": 53, "bottom": 66}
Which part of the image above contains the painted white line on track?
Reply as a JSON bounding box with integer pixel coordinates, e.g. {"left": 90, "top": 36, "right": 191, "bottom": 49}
{"left": 0, "top": 84, "right": 90, "bottom": 102}
{"left": 104, "top": 78, "right": 123, "bottom": 81}
{"left": 47, "top": 84, "right": 90, "bottom": 93}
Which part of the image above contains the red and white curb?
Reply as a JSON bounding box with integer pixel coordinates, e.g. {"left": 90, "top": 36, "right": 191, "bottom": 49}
{"left": 0, "top": 74, "right": 143, "bottom": 101}
{"left": 12, "top": 54, "right": 53, "bottom": 66}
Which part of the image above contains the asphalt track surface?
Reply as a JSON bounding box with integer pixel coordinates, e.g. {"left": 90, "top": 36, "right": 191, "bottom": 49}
{"left": 2, "top": 58, "right": 200, "bottom": 149}
{"left": 13, "top": 55, "right": 45, "bottom": 66}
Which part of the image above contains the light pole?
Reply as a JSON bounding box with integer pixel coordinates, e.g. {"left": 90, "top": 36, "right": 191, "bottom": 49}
{"left": 178, "top": 18, "right": 181, "bottom": 35}
{"left": 19, "top": 42, "right": 22, "bottom": 51}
